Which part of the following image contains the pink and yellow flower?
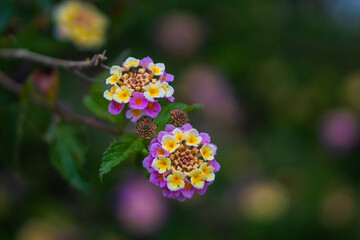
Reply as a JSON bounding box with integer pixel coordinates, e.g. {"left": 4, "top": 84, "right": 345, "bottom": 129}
{"left": 145, "top": 101, "right": 161, "bottom": 118}
{"left": 142, "top": 124, "right": 220, "bottom": 201}
{"left": 185, "top": 129, "right": 202, "bottom": 146}
{"left": 103, "top": 85, "right": 119, "bottom": 101}
{"left": 160, "top": 72, "right": 174, "bottom": 82}
{"left": 189, "top": 169, "right": 206, "bottom": 189}
{"left": 149, "top": 143, "right": 169, "bottom": 158}
{"left": 126, "top": 108, "right": 145, "bottom": 123}
{"left": 148, "top": 63, "right": 165, "bottom": 76}
{"left": 172, "top": 128, "right": 186, "bottom": 142}
{"left": 108, "top": 101, "right": 124, "bottom": 115}
{"left": 151, "top": 157, "right": 171, "bottom": 174}
{"left": 113, "top": 86, "right": 133, "bottom": 104}
{"left": 161, "top": 135, "right": 179, "bottom": 153}
{"left": 200, "top": 143, "right": 217, "bottom": 161}
{"left": 103, "top": 56, "right": 175, "bottom": 118}
{"left": 129, "top": 92, "right": 149, "bottom": 110}
{"left": 143, "top": 82, "right": 165, "bottom": 102}
{"left": 166, "top": 171, "right": 185, "bottom": 191}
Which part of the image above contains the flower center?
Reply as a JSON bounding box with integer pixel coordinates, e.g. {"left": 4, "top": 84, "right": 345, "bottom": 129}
{"left": 148, "top": 87, "right": 159, "bottom": 96}
{"left": 121, "top": 91, "right": 128, "bottom": 98}
{"left": 118, "top": 67, "right": 156, "bottom": 92}
{"left": 157, "top": 148, "right": 166, "bottom": 155}
{"left": 135, "top": 98, "right": 142, "bottom": 105}
{"left": 132, "top": 109, "right": 142, "bottom": 117}
{"left": 157, "top": 173, "right": 164, "bottom": 181}
{"left": 184, "top": 181, "right": 192, "bottom": 190}
{"left": 166, "top": 140, "right": 176, "bottom": 149}
{"left": 151, "top": 66, "right": 160, "bottom": 75}
{"left": 169, "top": 143, "right": 205, "bottom": 176}
{"left": 202, "top": 148, "right": 210, "bottom": 158}
{"left": 147, "top": 103, "right": 155, "bottom": 111}
{"left": 188, "top": 135, "right": 198, "bottom": 144}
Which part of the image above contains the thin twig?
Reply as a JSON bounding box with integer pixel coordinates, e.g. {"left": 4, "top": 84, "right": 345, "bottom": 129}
{"left": 70, "top": 69, "right": 95, "bottom": 83}
{"left": 0, "top": 48, "right": 107, "bottom": 83}
{"left": 100, "top": 63, "right": 110, "bottom": 70}
{"left": 0, "top": 48, "right": 107, "bottom": 69}
{"left": 0, "top": 72, "right": 121, "bottom": 135}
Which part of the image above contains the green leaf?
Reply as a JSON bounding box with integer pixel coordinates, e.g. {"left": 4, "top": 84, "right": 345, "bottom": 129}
{"left": 83, "top": 83, "right": 122, "bottom": 124}
{"left": 45, "top": 122, "right": 89, "bottom": 192}
{"left": 99, "top": 134, "right": 144, "bottom": 181}
{"left": 154, "top": 103, "right": 203, "bottom": 130}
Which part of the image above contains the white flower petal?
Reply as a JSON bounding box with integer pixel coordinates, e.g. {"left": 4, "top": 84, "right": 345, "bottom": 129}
{"left": 103, "top": 90, "right": 112, "bottom": 101}
{"left": 110, "top": 65, "right": 122, "bottom": 75}
{"left": 156, "top": 63, "right": 165, "bottom": 72}
{"left": 144, "top": 91, "right": 155, "bottom": 102}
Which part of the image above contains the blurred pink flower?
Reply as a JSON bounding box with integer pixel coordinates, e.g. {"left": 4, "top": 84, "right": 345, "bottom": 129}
{"left": 153, "top": 13, "right": 206, "bottom": 58}
{"left": 115, "top": 175, "right": 168, "bottom": 237}
{"left": 320, "top": 110, "right": 359, "bottom": 153}
{"left": 178, "top": 65, "right": 242, "bottom": 130}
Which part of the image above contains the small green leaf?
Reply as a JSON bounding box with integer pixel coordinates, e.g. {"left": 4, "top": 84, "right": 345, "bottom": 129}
{"left": 45, "top": 122, "right": 89, "bottom": 192}
{"left": 154, "top": 103, "right": 203, "bottom": 130}
{"left": 183, "top": 104, "right": 203, "bottom": 113}
{"left": 99, "top": 134, "right": 144, "bottom": 181}
{"left": 83, "top": 83, "right": 122, "bottom": 124}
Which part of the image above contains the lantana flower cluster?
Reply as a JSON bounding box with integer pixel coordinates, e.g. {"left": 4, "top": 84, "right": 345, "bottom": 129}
{"left": 142, "top": 124, "right": 220, "bottom": 201}
{"left": 104, "top": 57, "right": 175, "bottom": 122}
{"left": 54, "top": 1, "right": 108, "bottom": 49}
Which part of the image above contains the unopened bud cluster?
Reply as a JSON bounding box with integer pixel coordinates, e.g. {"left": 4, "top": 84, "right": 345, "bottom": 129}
{"left": 170, "top": 109, "right": 189, "bottom": 127}
{"left": 137, "top": 117, "right": 157, "bottom": 139}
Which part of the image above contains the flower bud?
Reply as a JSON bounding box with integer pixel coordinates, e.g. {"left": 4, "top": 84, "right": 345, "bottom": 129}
{"left": 170, "top": 109, "right": 189, "bottom": 127}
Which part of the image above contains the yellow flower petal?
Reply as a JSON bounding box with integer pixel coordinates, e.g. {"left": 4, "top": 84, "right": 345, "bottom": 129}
{"left": 113, "top": 86, "right": 133, "bottom": 103}
{"left": 161, "top": 135, "right": 179, "bottom": 153}
{"left": 200, "top": 163, "right": 215, "bottom": 181}
{"left": 172, "top": 128, "right": 185, "bottom": 142}
{"left": 200, "top": 144, "right": 216, "bottom": 161}
{"left": 151, "top": 157, "right": 171, "bottom": 174}
{"left": 166, "top": 171, "right": 185, "bottom": 191}
{"left": 189, "top": 169, "right": 206, "bottom": 189}
{"left": 124, "top": 57, "right": 139, "bottom": 68}
{"left": 185, "top": 129, "right": 202, "bottom": 146}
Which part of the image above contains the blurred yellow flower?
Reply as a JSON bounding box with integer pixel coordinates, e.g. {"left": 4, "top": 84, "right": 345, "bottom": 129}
{"left": 54, "top": 1, "right": 108, "bottom": 49}
{"left": 238, "top": 181, "right": 289, "bottom": 222}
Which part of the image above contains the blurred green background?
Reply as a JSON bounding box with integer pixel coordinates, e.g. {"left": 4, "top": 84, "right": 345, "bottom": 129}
{"left": 1, "top": 0, "right": 360, "bottom": 239}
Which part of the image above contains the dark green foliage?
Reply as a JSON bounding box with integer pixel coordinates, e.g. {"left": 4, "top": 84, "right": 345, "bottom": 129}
{"left": 83, "top": 86, "right": 121, "bottom": 124}
{"left": 99, "top": 134, "right": 144, "bottom": 180}
{"left": 45, "top": 121, "right": 89, "bottom": 192}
